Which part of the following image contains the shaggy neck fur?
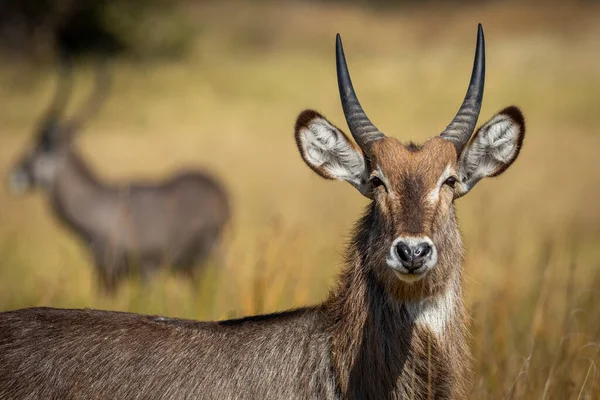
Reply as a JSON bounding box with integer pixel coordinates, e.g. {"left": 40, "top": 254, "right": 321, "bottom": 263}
{"left": 324, "top": 204, "right": 471, "bottom": 399}
{"left": 48, "top": 147, "right": 117, "bottom": 242}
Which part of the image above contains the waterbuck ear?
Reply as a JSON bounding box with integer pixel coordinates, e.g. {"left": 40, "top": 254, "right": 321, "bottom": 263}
{"left": 455, "top": 106, "right": 525, "bottom": 197}
{"left": 294, "top": 109, "right": 372, "bottom": 197}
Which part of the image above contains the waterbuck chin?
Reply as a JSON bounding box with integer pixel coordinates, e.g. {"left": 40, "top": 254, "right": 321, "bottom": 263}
{"left": 6, "top": 60, "right": 230, "bottom": 293}
{"left": 0, "top": 25, "right": 525, "bottom": 399}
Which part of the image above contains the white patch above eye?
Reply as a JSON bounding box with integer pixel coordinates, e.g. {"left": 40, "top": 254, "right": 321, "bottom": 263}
{"left": 426, "top": 164, "right": 452, "bottom": 205}
{"left": 299, "top": 117, "right": 368, "bottom": 189}
{"left": 33, "top": 154, "right": 60, "bottom": 189}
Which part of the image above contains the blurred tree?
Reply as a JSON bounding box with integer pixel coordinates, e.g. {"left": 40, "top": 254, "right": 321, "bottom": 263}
{"left": 0, "top": 0, "right": 586, "bottom": 62}
{"left": 0, "top": 0, "right": 192, "bottom": 62}
{"left": 55, "top": 1, "right": 125, "bottom": 59}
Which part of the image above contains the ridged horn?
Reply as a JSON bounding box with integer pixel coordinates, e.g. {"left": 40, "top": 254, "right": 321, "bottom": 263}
{"left": 440, "top": 24, "right": 486, "bottom": 154}
{"left": 43, "top": 55, "right": 73, "bottom": 124}
{"left": 336, "top": 34, "right": 385, "bottom": 150}
{"left": 70, "top": 59, "right": 111, "bottom": 130}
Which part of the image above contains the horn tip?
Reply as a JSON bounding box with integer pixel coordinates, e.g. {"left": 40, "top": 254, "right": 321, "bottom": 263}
{"left": 336, "top": 34, "right": 344, "bottom": 61}
{"left": 476, "top": 23, "right": 485, "bottom": 49}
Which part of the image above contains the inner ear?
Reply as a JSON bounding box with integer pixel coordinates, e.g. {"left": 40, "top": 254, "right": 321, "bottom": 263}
{"left": 294, "top": 109, "right": 372, "bottom": 197}
{"left": 456, "top": 106, "right": 525, "bottom": 196}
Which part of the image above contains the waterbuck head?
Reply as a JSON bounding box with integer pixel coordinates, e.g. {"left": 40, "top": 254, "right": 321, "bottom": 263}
{"left": 8, "top": 59, "right": 109, "bottom": 195}
{"left": 295, "top": 25, "right": 525, "bottom": 300}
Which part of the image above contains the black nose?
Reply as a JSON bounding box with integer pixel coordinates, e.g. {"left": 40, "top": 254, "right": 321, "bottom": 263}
{"left": 396, "top": 241, "right": 432, "bottom": 271}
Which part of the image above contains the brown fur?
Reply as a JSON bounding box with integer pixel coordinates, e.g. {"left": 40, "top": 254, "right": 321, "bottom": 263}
{"left": 321, "top": 135, "right": 470, "bottom": 399}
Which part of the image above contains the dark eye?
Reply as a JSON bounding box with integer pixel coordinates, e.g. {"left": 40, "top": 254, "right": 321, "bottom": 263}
{"left": 40, "top": 131, "right": 53, "bottom": 152}
{"left": 370, "top": 176, "right": 384, "bottom": 189}
{"left": 444, "top": 176, "right": 457, "bottom": 188}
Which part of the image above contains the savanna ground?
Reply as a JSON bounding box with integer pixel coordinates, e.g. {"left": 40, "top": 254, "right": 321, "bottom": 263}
{"left": 0, "top": 1, "right": 599, "bottom": 398}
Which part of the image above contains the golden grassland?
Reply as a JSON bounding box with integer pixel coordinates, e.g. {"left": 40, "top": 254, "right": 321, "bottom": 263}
{"left": 0, "top": 1, "right": 600, "bottom": 398}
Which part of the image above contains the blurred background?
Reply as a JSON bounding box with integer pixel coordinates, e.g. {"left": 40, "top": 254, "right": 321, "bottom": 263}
{"left": 0, "top": 0, "right": 599, "bottom": 398}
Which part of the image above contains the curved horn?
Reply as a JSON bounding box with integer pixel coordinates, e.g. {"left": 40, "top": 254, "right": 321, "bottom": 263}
{"left": 43, "top": 55, "right": 73, "bottom": 123}
{"left": 70, "top": 59, "right": 111, "bottom": 130}
{"left": 440, "top": 24, "right": 485, "bottom": 154}
{"left": 336, "top": 34, "right": 384, "bottom": 150}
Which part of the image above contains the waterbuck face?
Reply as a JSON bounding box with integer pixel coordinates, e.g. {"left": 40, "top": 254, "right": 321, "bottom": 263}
{"left": 8, "top": 58, "right": 108, "bottom": 195}
{"left": 294, "top": 25, "right": 525, "bottom": 291}
{"left": 295, "top": 107, "right": 524, "bottom": 284}
{"left": 8, "top": 118, "right": 74, "bottom": 195}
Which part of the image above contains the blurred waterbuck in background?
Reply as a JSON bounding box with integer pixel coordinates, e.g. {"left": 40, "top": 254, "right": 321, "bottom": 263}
{"left": 7, "top": 59, "right": 230, "bottom": 293}
{"left": 0, "top": 25, "right": 524, "bottom": 399}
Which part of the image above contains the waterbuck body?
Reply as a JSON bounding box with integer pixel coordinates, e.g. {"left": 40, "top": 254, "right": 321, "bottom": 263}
{"left": 44, "top": 146, "right": 230, "bottom": 291}
{"left": 0, "top": 25, "right": 525, "bottom": 399}
{"left": 7, "top": 61, "right": 230, "bottom": 293}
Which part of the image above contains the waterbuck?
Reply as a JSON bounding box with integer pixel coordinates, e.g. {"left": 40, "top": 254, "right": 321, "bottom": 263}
{"left": 7, "top": 60, "right": 230, "bottom": 293}
{"left": 0, "top": 25, "right": 525, "bottom": 399}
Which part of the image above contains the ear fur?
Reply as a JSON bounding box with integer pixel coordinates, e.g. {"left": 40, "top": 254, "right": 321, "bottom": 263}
{"left": 455, "top": 106, "right": 525, "bottom": 197}
{"left": 294, "top": 109, "right": 372, "bottom": 197}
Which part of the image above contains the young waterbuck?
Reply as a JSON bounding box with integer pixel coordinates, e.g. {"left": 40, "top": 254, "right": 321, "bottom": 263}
{"left": 7, "top": 60, "right": 230, "bottom": 293}
{"left": 0, "top": 25, "right": 524, "bottom": 399}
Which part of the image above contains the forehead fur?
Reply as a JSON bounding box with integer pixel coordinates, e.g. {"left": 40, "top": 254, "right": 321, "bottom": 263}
{"left": 369, "top": 137, "right": 457, "bottom": 184}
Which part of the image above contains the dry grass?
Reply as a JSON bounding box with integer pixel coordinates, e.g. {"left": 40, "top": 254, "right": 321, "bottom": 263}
{"left": 0, "top": 1, "right": 600, "bottom": 398}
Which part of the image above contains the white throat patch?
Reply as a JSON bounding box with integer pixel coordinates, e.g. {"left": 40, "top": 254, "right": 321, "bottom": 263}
{"left": 405, "top": 283, "right": 457, "bottom": 337}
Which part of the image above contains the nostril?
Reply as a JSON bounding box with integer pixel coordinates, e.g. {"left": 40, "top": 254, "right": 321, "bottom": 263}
{"left": 396, "top": 242, "right": 413, "bottom": 262}
{"left": 413, "top": 243, "right": 432, "bottom": 260}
